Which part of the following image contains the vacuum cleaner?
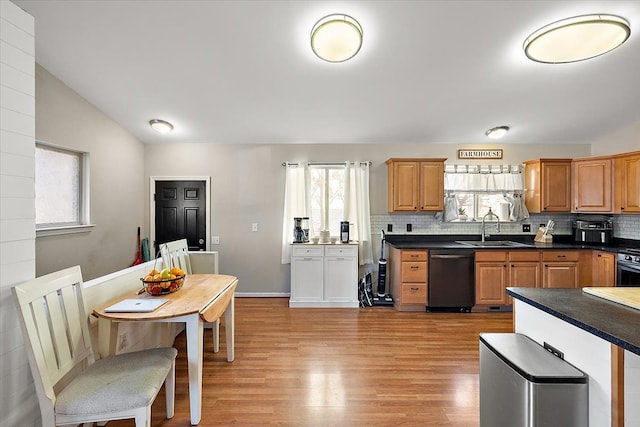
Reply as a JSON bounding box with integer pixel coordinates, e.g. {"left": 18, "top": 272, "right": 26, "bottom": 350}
{"left": 373, "top": 229, "right": 393, "bottom": 306}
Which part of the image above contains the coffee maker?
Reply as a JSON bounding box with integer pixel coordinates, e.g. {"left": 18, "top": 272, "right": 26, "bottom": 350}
{"left": 293, "top": 217, "right": 309, "bottom": 243}
{"left": 340, "top": 221, "right": 350, "bottom": 243}
{"left": 293, "top": 217, "right": 304, "bottom": 243}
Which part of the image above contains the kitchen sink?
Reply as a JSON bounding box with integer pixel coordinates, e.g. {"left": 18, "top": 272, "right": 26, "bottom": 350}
{"left": 455, "top": 240, "right": 531, "bottom": 247}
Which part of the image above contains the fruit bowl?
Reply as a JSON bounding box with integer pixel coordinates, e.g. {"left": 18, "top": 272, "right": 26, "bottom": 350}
{"left": 141, "top": 267, "right": 186, "bottom": 295}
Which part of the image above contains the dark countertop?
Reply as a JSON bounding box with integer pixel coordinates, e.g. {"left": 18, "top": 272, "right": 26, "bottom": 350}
{"left": 384, "top": 234, "right": 639, "bottom": 253}
{"left": 506, "top": 287, "right": 640, "bottom": 356}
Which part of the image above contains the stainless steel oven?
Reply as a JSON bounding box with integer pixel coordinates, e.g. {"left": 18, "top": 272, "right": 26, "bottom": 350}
{"left": 617, "top": 249, "right": 640, "bottom": 287}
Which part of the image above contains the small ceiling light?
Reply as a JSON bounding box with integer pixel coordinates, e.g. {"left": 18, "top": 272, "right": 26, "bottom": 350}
{"left": 149, "top": 119, "right": 174, "bottom": 134}
{"left": 524, "top": 14, "right": 631, "bottom": 64}
{"left": 311, "top": 14, "right": 363, "bottom": 62}
{"left": 485, "top": 126, "right": 510, "bottom": 139}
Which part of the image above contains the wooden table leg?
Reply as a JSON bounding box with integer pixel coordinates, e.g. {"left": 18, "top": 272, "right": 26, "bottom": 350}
{"left": 97, "top": 317, "right": 118, "bottom": 358}
{"left": 225, "top": 293, "right": 235, "bottom": 362}
{"left": 185, "top": 314, "right": 204, "bottom": 425}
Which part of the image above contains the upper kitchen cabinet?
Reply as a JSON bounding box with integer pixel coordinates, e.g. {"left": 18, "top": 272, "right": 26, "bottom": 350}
{"left": 523, "top": 159, "right": 572, "bottom": 212}
{"left": 386, "top": 158, "right": 446, "bottom": 212}
{"left": 613, "top": 151, "right": 640, "bottom": 214}
{"left": 572, "top": 156, "right": 612, "bottom": 213}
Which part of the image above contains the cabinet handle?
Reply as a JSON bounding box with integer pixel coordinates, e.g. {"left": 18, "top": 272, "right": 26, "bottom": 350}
{"left": 557, "top": 255, "right": 566, "bottom": 258}
{"left": 411, "top": 287, "right": 419, "bottom": 291}
{"left": 336, "top": 257, "right": 345, "bottom": 260}
{"left": 503, "top": 265, "right": 507, "bottom": 268}
{"left": 511, "top": 264, "right": 515, "bottom": 267}
{"left": 410, "top": 266, "right": 419, "bottom": 270}
{"left": 303, "top": 257, "right": 313, "bottom": 261}
{"left": 597, "top": 254, "right": 602, "bottom": 257}
{"left": 410, "top": 255, "right": 419, "bottom": 258}
{"left": 621, "top": 207, "right": 625, "bottom": 210}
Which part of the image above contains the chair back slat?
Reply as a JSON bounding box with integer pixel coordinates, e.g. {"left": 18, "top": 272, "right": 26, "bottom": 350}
{"left": 160, "top": 239, "right": 193, "bottom": 274}
{"left": 44, "top": 291, "right": 73, "bottom": 370}
{"left": 12, "top": 266, "right": 94, "bottom": 406}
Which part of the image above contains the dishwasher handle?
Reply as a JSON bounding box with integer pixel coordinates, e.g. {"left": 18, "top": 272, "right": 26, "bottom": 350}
{"left": 430, "top": 254, "right": 474, "bottom": 259}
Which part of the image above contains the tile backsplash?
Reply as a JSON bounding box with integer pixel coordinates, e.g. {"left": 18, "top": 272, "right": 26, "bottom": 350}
{"left": 371, "top": 213, "right": 640, "bottom": 240}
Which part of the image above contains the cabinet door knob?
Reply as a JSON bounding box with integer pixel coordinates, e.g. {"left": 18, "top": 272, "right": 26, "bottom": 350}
{"left": 621, "top": 207, "right": 625, "bottom": 210}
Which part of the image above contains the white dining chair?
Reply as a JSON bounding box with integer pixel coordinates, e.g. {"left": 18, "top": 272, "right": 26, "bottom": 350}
{"left": 160, "top": 238, "right": 222, "bottom": 352}
{"left": 12, "top": 265, "right": 177, "bottom": 427}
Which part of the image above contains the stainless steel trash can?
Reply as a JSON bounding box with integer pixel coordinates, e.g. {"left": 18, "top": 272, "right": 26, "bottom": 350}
{"left": 479, "top": 333, "right": 588, "bottom": 427}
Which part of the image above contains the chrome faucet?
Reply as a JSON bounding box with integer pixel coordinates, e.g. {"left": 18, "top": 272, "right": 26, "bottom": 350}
{"left": 481, "top": 208, "right": 500, "bottom": 242}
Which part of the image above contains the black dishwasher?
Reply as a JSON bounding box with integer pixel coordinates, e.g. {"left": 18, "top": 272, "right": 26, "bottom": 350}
{"left": 428, "top": 250, "right": 475, "bottom": 312}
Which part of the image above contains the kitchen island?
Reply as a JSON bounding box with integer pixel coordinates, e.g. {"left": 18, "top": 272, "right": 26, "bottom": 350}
{"left": 507, "top": 287, "right": 640, "bottom": 427}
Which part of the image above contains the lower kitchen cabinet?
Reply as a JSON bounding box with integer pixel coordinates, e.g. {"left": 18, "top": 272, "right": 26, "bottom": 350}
{"left": 475, "top": 251, "right": 508, "bottom": 306}
{"left": 389, "top": 247, "right": 428, "bottom": 311}
{"left": 542, "top": 251, "right": 580, "bottom": 288}
{"left": 290, "top": 243, "right": 359, "bottom": 308}
{"left": 592, "top": 250, "right": 616, "bottom": 286}
{"left": 476, "top": 250, "right": 541, "bottom": 308}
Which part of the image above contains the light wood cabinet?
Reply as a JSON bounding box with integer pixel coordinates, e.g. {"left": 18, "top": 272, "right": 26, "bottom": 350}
{"left": 389, "top": 247, "right": 428, "bottom": 311}
{"left": 476, "top": 251, "right": 541, "bottom": 307}
{"left": 572, "top": 156, "right": 612, "bottom": 212}
{"left": 386, "top": 158, "right": 445, "bottom": 212}
{"left": 523, "top": 159, "right": 572, "bottom": 212}
{"left": 613, "top": 151, "right": 640, "bottom": 213}
{"left": 290, "top": 244, "right": 358, "bottom": 307}
{"left": 542, "top": 251, "right": 580, "bottom": 288}
{"left": 475, "top": 251, "right": 508, "bottom": 305}
{"left": 592, "top": 250, "right": 616, "bottom": 287}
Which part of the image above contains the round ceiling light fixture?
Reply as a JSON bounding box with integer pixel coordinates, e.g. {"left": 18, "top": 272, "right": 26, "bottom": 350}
{"left": 485, "top": 126, "right": 510, "bottom": 139}
{"left": 524, "top": 14, "right": 631, "bottom": 64}
{"left": 311, "top": 14, "right": 363, "bottom": 62}
{"left": 149, "top": 119, "right": 174, "bottom": 134}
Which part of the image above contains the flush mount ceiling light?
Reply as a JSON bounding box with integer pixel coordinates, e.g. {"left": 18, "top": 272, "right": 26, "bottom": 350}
{"left": 485, "top": 126, "right": 510, "bottom": 139}
{"left": 524, "top": 14, "right": 631, "bottom": 64}
{"left": 311, "top": 14, "right": 363, "bottom": 62}
{"left": 149, "top": 119, "right": 174, "bottom": 134}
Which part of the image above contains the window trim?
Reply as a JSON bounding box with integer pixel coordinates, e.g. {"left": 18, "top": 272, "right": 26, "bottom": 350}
{"left": 35, "top": 141, "right": 93, "bottom": 237}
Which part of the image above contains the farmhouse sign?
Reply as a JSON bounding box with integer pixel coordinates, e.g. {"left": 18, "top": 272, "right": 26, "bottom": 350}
{"left": 457, "top": 149, "right": 503, "bottom": 159}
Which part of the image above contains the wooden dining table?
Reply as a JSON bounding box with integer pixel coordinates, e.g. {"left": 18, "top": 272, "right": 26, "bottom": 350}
{"left": 93, "top": 274, "right": 238, "bottom": 425}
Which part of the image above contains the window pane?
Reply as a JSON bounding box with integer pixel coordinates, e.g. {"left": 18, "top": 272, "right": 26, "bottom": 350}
{"left": 35, "top": 145, "right": 80, "bottom": 226}
{"left": 455, "top": 194, "right": 474, "bottom": 219}
{"left": 327, "top": 169, "right": 345, "bottom": 236}
{"left": 477, "top": 193, "right": 505, "bottom": 220}
{"left": 309, "top": 166, "right": 346, "bottom": 236}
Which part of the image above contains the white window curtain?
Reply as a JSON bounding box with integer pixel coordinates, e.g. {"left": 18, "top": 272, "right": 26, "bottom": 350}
{"left": 345, "top": 162, "right": 374, "bottom": 265}
{"left": 443, "top": 166, "right": 529, "bottom": 222}
{"left": 281, "top": 163, "right": 309, "bottom": 264}
{"left": 281, "top": 161, "right": 373, "bottom": 265}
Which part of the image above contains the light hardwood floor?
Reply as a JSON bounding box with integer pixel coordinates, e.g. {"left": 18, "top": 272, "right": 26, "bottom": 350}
{"left": 109, "top": 298, "right": 513, "bottom": 426}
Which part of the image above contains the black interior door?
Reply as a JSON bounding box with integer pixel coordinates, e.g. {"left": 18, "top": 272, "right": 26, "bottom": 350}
{"left": 155, "top": 180, "right": 206, "bottom": 254}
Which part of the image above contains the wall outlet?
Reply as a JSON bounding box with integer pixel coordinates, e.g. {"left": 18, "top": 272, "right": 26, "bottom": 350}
{"left": 522, "top": 224, "right": 531, "bottom": 232}
{"left": 251, "top": 223, "right": 258, "bottom": 232}
{"left": 118, "top": 332, "right": 128, "bottom": 352}
{"left": 539, "top": 223, "right": 546, "bottom": 228}
{"left": 406, "top": 224, "right": 412, "bottom": 232}
{"left": 212, "top": 236, "right": 220, "bottom": 244}
{"left": 387, "top": 224, "right": 393, "bottom": 232}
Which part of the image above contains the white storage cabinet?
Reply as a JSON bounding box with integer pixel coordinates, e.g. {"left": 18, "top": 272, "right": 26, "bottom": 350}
{"left": 290, "top": 244, "right": 358, "bottom": 308}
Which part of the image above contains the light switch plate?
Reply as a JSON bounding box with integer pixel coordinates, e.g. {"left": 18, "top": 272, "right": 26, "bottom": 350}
{"left": 252, "top": 223, "right": 258, "bottom": 232}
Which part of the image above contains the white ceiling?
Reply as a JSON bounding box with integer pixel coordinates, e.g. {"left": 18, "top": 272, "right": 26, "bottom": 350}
{"left": 13, "top": 0, "right": 640, "bottom": 145}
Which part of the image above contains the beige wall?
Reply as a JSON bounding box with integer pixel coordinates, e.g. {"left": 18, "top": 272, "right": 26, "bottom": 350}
{"left": 34, "top": 65, "right": 146, "bottom": 280}
{"left": 143, "top": 142, "right": 591, "bottom": 294}
{"left": 590, "top": 120, "right": 640, "bottom": 156}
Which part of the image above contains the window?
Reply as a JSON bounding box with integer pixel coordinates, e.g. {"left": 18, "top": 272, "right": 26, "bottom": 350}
{"left": 456, "top": 193, "right": 506, "bottom": 221}
{"left": 309, "top": 165, "right": 346, "bottom": 237}
{"left": 35, "top": 142, "right": 91, "bottom": 235}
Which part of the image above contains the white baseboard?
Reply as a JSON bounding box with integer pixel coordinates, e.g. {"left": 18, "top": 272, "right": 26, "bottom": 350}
{"left": 234, "top": 292, "right": 290, "bottom": 298}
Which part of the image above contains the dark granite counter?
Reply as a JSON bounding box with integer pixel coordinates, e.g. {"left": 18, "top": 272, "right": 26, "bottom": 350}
{"left": 507, "top": 287, "right": 640, "bottom": 355}
{"left": 384, "top": 234, "right": 639, "bottom": 253}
